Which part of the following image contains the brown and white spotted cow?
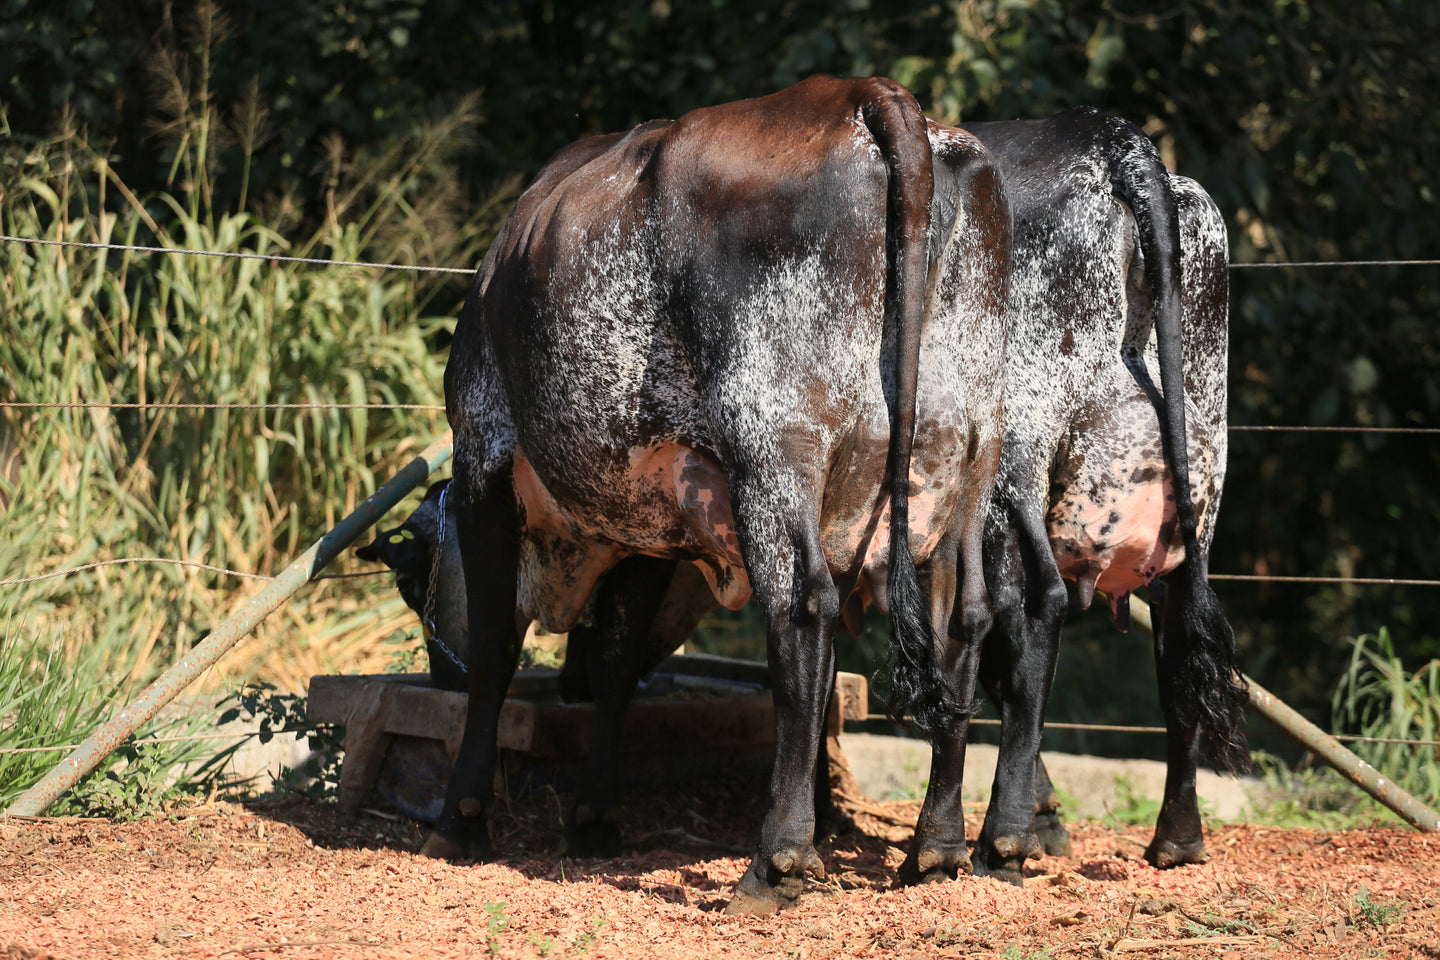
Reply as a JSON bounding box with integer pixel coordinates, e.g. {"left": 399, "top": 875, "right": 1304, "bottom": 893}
{"left": 430, "top": 76, "right": 1012, "bottom": 915}
{"left": 953, "top": 108, "right": 1249, "bottom": 883}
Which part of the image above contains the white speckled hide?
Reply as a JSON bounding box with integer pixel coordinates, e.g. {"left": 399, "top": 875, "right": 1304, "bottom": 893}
{"left": 448, "top": 82, "right": 1010, "bottom": 635}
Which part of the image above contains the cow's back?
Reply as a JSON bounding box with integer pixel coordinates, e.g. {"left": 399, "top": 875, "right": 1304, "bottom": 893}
{"left": 452, "top": 76, "right": 990, "bottom": 632}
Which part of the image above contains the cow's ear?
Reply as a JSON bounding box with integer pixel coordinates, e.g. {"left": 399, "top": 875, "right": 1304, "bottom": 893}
{"left": 355, "top": 537, "right": 383, "bottom": 562}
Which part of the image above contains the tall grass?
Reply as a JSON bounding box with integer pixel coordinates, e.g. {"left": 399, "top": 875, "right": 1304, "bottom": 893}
{"left": 1332, "top": 628, "right": 1440, "bottom": 805}
{"left": 0, "top": 4, "right": 517, "bottom": 812}
{"left": 1245, "top": 627, "right": 1440, "bottom": 828}
{"left": 0, "top": 614, "right": 230, "bottom": 816}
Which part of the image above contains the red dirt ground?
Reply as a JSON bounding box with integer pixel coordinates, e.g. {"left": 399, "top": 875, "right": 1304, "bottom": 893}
{"left": 2, "top": 781, "right": 1437, "bottom": 960}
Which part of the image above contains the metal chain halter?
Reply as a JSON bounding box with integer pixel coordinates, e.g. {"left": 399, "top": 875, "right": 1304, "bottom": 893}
{"left": 422, "top": 482, "right": 468, "bottom": 679}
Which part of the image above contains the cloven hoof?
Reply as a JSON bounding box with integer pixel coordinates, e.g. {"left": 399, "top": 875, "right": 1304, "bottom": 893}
{"left": 1143, "top": 836, "right": 1209, "bottom": 869}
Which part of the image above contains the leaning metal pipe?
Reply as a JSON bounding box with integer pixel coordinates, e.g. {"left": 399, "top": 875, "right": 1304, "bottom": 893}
{"left": 1128, "top": 594, "right": 1440, "bottom": 833}
{"left": 4, "top": 430, "right": 454, "bottom": 818}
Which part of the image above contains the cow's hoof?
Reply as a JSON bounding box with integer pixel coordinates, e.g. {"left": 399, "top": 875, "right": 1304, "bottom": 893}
{"left": 723, "top": 847, "right": 822, "bottom": 915}
{"left": 565, "top": 814, "right": 623, "bottom": 859}
{"left": 973, "top": 832, "right": 1040, "bottom": 886}
{"left": 1034, "top": 810, "right": 1073, "bottom": 858}
{"left": 419, "top": 796, "right": 490, "bottom": 860}
{"left": 1143, "top": 835, "right": 1208, "bottom": 869}
{"left": 897, "top": 841, "right": 971, "bottom": 885}
{"left": 419, "top": 826, "right": 488, "bottom": 861}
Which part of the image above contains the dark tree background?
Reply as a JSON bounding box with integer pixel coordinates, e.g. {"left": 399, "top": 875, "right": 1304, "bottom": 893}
{"left": 4, "top": 0, "right": 1438, "bottom": 750}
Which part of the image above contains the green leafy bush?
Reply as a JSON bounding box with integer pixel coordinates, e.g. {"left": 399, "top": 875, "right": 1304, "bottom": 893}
{"left": 215, "top": 682, "right": 343, "bottom": 800}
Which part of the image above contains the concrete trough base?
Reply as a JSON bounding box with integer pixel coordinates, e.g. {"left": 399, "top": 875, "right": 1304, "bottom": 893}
{"left": 306, "top": 655, "right": 868, "bottom": 822}
{"left": 839, "top": 731, "right": 1263, "bottom": 822}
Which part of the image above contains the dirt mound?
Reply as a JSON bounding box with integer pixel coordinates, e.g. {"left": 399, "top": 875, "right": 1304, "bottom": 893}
{"left": 1, "top": 783, "right": 1435, "bottom": 959}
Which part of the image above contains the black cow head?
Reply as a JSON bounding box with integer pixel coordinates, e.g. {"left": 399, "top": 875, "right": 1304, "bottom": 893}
{"left": 355, "top": 480, "right": 452, "bottom": 616}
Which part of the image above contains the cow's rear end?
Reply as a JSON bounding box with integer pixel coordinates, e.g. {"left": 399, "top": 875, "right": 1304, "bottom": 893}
{"left": 436, "top": 76, "right": 1010, "bottom": 915}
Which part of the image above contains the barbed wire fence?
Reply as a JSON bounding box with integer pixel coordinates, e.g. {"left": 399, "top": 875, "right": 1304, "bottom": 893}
{"left": 2, "top": 232, "right": 1438, "bottom": 763}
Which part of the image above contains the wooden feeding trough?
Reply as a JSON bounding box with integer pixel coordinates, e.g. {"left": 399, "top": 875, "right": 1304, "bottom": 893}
{"left": 307, "top": 654, "right": 869, "bottom": 822}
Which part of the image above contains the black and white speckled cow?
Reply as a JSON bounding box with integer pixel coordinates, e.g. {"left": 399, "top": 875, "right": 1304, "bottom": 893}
{"left": 428, "top": 75, "right": 1012, "bottom": 915}
{"left": 947, "top": 108, "right": 1249, "bottom": 883}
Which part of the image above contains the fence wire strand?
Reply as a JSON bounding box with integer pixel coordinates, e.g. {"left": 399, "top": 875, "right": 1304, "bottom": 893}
{"left": 5, "top": 231, "right": 1436, "bottom": 274}
{"left": 4, "top": 718, "right": 1439, "bottom": 757}
{"left": 1230, "top": 259, "right": 1440, "bottom": 269}
{"left": 3, "top": 234, "right": 1439, "bottom": 763}
{"left": 0, "top": 401, "right": 446, "bottom": 411}
{"left": 0, "top": 233, "right": 474, "bottom": 275}
{"left": 0, "top": 559, "right": 396, "bottom": 586}
{"left": 1229, "top": 424, "right": 1440, "bottom": 435}
{"left": 6, "top": 556, "right": 1437, "bottom": 589}
{"left": 2, "top": 401, "right": 1433, "bottom": 436}
{"left": 0, "top": 558, "right": 272, "bottom": 586}
{"left": 1210, "top": 574, "right": 1440, "bottom": 588}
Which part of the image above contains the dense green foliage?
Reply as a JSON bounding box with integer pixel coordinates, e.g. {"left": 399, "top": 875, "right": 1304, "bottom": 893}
{"left": 3, "top": 0, "right": 1439, "bottom": 759}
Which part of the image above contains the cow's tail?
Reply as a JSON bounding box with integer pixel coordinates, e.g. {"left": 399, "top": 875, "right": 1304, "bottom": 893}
{"left": 1108, "top": 117, "right": 1249, "bottom": 775}
{"left": 858, "top": 79, "right": 952, "bottom": 739}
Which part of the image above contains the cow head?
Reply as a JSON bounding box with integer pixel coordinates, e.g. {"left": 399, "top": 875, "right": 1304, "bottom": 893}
{"left": 355, "top": 480, "right": 452, "bottom": 616}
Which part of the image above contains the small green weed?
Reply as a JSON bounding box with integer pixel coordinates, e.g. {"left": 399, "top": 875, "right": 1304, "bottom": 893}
{"left": 1352, "top": 885, "right": 1404, "bottom": 929}
{"left": 528, "top": 934, "right": 555, "bottom": 957}
{"left": 1102, "top": 774, "right": 1160, "bottom": 827}
{"left": 215, "top": 682, "right": 342, "bottom": 800}
{"left": 1051, "top": 782, "right": 1079, "bottom": 818}
{"left": 1101, "top": 774, "right": 1215, "bottom": 828}
{"left": 483, "top": 901, "right": 509, "bottom": 954}
{"left": 518, "top": 643, "right": 563, "bottom": 670}
{"left": 1000, "top": 946, "right": 1050, "bottom": 960}
{"left": 1244, "top": 750, "right": 1393, "bottom": 830}
{"left": 382, "top": 627, "right": 426, "bottom": 674}
{"left": 575, "top": 915, "right": 609, "bottom": 953}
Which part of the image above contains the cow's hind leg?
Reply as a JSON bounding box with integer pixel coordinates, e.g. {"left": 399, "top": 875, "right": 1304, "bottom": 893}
{"left": 898, "top": 533, "right": 981, "bottom": 884}
{"left": 973, "top": 505, "right": 1066, "bottom": 884}
{"left": 1032, "top": 754, "right": 1073, "bottom": 857}
{"left": 726, "top": 514, "right": 836, "bottom": 916}
{"left": 420, "top": 464, "right": 522, "bottom": 861}
{"left": 1143, "top": 573, "right": 1209, "bottom": 868}
{"left": 567, "top": 554, "right": 681, "bottom": 857}
{"left": 979, "top": 672, "right": 1072, "bottom": 858}
{"left": 901, "top": 445, "right": 1005, "bottom": 882}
